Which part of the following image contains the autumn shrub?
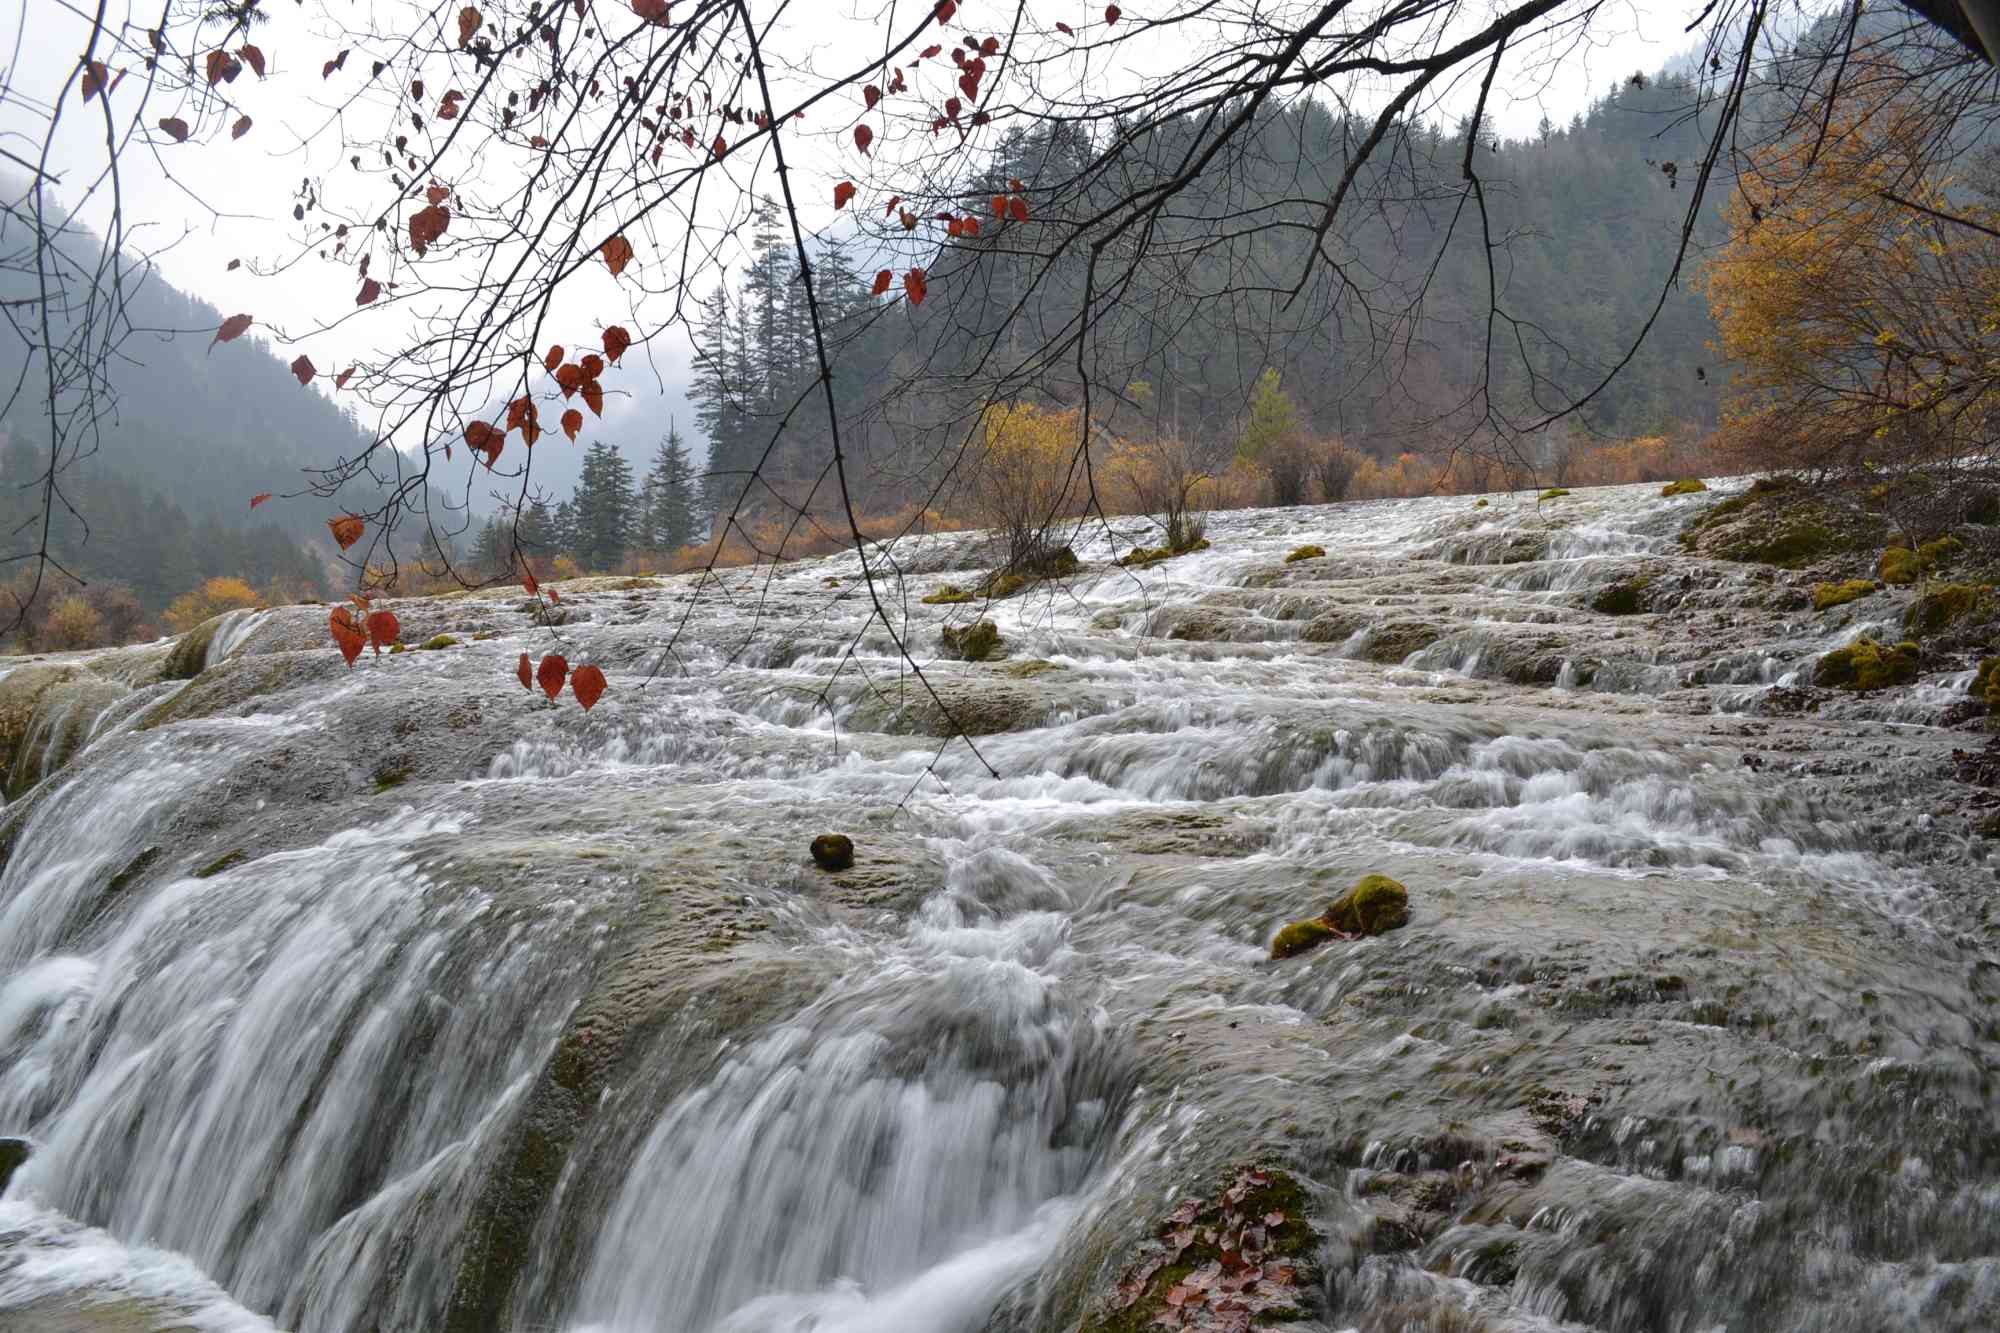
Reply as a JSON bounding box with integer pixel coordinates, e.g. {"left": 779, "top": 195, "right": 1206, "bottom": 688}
{"left": 39, "top": 596, "right": 105, "bottom": 651}
{"left": 1312, "top": 441, "right": 1364, "bottom": 502}
{"left": 970, "top": 402, "right": 1091, "bottom": 572}
{"left": 1104, "top": 434, "right": 1217, "bottom": 549}
{"left": 164, "top": 576, "right": 261, "bottom": 634}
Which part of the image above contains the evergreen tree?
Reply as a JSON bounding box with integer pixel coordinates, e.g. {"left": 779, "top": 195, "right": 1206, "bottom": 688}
{"left": 574, "top": 441, "right": 637, "bottom": 571}
{"left": 644, "top": 427, "right": 698, "bottom": 553}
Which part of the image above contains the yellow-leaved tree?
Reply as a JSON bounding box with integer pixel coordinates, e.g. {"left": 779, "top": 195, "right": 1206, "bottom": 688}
{"left": 972, "top": 403, "right": 1092, "bottom": 573}
{"left": 1704, "top": 95, "right": 2000, "bottom": 479}
{"left": 163, "top": 577, "right": 263, "bottom": 635}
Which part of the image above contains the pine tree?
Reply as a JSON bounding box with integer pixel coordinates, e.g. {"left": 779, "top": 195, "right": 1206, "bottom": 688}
{"left": 574, "top": 441, "right": 637, "bottom": 571}
{"left": 645, "top": 426, "right": 698, "bottom": 553}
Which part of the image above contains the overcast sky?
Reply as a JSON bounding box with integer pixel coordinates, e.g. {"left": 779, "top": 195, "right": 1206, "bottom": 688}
{"left": 3, "top": 0, "right": 1711, "bottom": 504}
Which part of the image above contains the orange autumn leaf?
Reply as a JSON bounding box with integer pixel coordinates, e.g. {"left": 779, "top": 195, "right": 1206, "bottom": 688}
{"left": 210, "top": 313, "right": 253, "bottom": 350}
{"left": 329, "top": 606, "right": 367, "bottom": 665}
{"left": 570, "top": 663, "right": 607, "bottom": 710}
{"left": 290, "top": 354, "right": 315, "bottom": 385}
{"left": 601, "top": 234, "right": 635, "bottom": 276}
{"left": 516, "top": 652, "right": 534, "bottom": 690}
{"left": 536, "top": 653, "right": 569, "bottom": 700}
{"left": 561, "top": 407, "right": 583, "bottom": 440}
{"left": 834, "top": 181, "right": 857, "bottom": 210}
{"left": 581, "top": 380, "right": 604, "bottom": 417}
{"left": 602, "top": 325, "right": 632, "bottom": 362}
{"left": 329, "top": 514, "right": 365, "bottom": 549}
{"left": 904, "top": 267, "right": 928, "bottom": 305}
{"left": 365, "top": 608, "right": 400, "bottom": 654}
{"left": 250, "top": 492, "right": 273, "bottom": 509}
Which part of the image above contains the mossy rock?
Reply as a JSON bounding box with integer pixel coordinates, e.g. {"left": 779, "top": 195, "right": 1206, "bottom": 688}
{"left": 0, "top": 665, "right": 128, "bottom": 799}
{"left": 1879, "top": 546, "right": 1920, "bottom": 585}
{"left": 1590, "top": 575, "right": 1651, "bottom": 616}
{"left": 1359, "top": 620, "right": 1441, "bottom": 663}
{"left": 420, "top": 634, "right": 461, "bottom": 650}
{"left": 999, "top": 658, "right": 1067, "bottom": 679}
{"left": 1539, "top": 487, "right": 1571, "bottom": 500}
{"left": 922, "top": 584, "right": 976, "bottom": 605}
{"left": 194, "top": 849, "right": 248, "bottom": 879}
{"left": 982, "top": 572, "right": 1030, "bottom": 599}
{"left": 1920, "top": 534, "right": 1964, "bottom": 568}
{"left": 1661, "top": 478, "right": 1709, "bottom": 497}
{"left": 1117, "top": 538, "right": 1209, "bottom": 569}
{"left": 810, "top": 833, "right": 854, "bottom": 871}
{"left": 1906, "top": 583, "right": 1990, "bottom": 636}
{"left": 1474, "top": 498, "right": 1489, "bottom": 508}
{"left": 1813, "top": 637, "right": 1920, "bottom": 691}
{"left": 1284, "top": 544, "right": 1326, "bottom": 563}
{"left": 1080, "top": 1166, "right": 1320, "bottom": 1333}
{"left": 1271, "top": 873, "right": 1410, "bottom": 959}
{"left": 1813, "top": 579, "right": 1876, "bottom": 611}
{"left": 940, "top": 619, "right": 1002, "bottom": 662}
{"left": 164, "top": 614, "right": 231, "bottom": 680}
{"left": 1976, "top": 658, "right": 2000, "bottom": 710}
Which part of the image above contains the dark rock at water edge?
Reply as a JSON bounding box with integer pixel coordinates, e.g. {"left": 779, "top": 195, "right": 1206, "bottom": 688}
{"left": 811, "top": 834, "right": 855, "bottom": 872}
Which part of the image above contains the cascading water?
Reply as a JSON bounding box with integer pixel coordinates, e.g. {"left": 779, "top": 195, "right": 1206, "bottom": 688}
{"left": 1, "top": 478, "right": 1998, "bottom": 1332}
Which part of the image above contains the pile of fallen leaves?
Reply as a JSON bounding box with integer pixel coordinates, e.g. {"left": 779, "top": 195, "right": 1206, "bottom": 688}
{"left": 1090, "top": 1166, "right": 1318, "bottom": 1332}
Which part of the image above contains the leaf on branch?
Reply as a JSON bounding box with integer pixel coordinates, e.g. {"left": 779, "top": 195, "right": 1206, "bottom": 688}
{"left": 899, "top": 209, "right": 917, "bottom": 230}
{"left": 581, "top": 380, "right": 605, "bottom": 417}
{"left": 920, "top": 44, "right": 941, "bottom": 58}
{"left": 864, "top": 84, "right": 880, "bottom": 110}
{"left": 240, "top": 44, "right": 265, "bottom": 77}
{"left": 438, "top": 90, "right": 464, "bottom": 120}
{"left": 210, "top": 313, "right": 253, "bottom": 349}
{"left": 571, "top": 664, "right": 607, "bottom": 710}
{"left": 465, "top": 420, "right": 503, "bottom": 467}
{"left": 206, "top": 50, "right": 241, "bottom": 86}
{"left": 410, "top": 204, "right": 450, "bottom": 255}
{"left": 80, "top": 59, "right": 109, "bottom": 102}
{"left": 357, "top": 277, "right": 382, "bottom": 305}
{"left": 159, "top": 116, "right": 191, "bottom": 143}
{"left": 854, "top": 124, "right": 872, "bottom": 155}
{"left": 632, "top": 0, "right": 671, "bottom": 23}
{"left": 426, "top": 183, "right": 450, "bottom": 205}
{"left": 935, "top": 0, "right": 956, "bottom": 22}
{"left": 227, "top": 258, "right": 241, "bottom": 271}
{"left": 601, "top": 234, "right": 635, "bottom": 276}
{"left": 580, "top": 352, "right": 605, "bottom": 379}
{"left": 1009, "top": 195, "right": 1029, "bottom": 222}
{"left": 323, "top": 49, "right": 349, "bottom": 79}
{"left": 561, "top": 408, "right": 583, "bottom": 440}
{"left": 250, "top": 493, "right": 273, "bottom": 509}
{"left": 290, "top": 354, "right": 315, "bottom": 385}
{"left": 834, "top": 181, "right": 857, "bottom": 210}
{"left": 365, "top": 608, "right": 400, "bottom": 654}
{"left": 231, "top": 115, "right": 252, "bottom": 139}
{"left": 603, "top": 325, "right": 632, "bottom": 362}
{"left": 872, "top": 268, "right": 893, "bottom": 295}
{"left": 711, "top": 133, "right": 727, "bottom": 158}
{"left": 335, "top": 366, "right": 356, "bottom": 389}
{"left": 517, "top": 652, "right": 534, "bottom": 690}
{"left": 457, "top": 6, "right": 482, "bottom": 46}
{"left": 1056, "top": 21, "right": 1073, "bottom": 35}
{"left": 904, "top": 267, "right": 928, "bottom": 305}
{"left": 1105, "top": 4, "right": 1121, "bottom": 23}
{"left": 330, "top": 606, "right": 367, "bottom": 665}
{"left": 506, "top": 396, "right": 537, "bottom": 432}
{"left": 537, "top": 654, "right": 569, "bottom": 700}
{"left": 329, "top": 514, "right": 365, "bottom": 549}
{"left": 544, "top": 344, "right": 565, "bottom": 371}
{"left": 530, "top": 134, "right": 548, "bottom": 148}
{"left": 991, "top": 194, "right": 1006, "bottom": 217}
{"left": 555, "top": 363, "right": 584, "bottom": 397}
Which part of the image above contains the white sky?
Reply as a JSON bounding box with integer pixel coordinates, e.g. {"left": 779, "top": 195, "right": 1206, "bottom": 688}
{"left": 2, "top": 0, "right": 1712, "bottom": 500}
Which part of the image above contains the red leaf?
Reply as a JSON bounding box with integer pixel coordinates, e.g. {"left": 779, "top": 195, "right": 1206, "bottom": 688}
{"left": 205, "top": 49, "right": 240, "bottom": 87}
{"left": 544, "top": 344, "right": 565, "bottom": 371}
{"left": 329, "top": 514, "right": 365, "bottom": 549}
{"left": 883, "top": 194, "right": 902, "bottom": 216}
{"left": 581, "top": 380, "right": 605, "bottom": 418}
{"left": 158, "top": 116, "right": 190, "bottom": 142}
{"left": 834, "top": 181, "right": 857, "bottom": 210}
{"left": 230, "top": 110, "right": 252, "bottom": 137}
{"left": 210, "top": 313, "right": 253, "bottom": 349}
{"left": 602, "top": 325, "right": 632, "bottom": 363}
{"left": 239, "top": 43, "right": 265, "bottom": 77}
{"left": 904, "top": 267, "right": 928, "bottom": 305}
{"left": 517, "top": 652, "right": 534, "bottom": 690}
{"left": 853, "top": 124, "right": 873, "bottom": 155}
{"left": 712, "top": 133, "right": 727, "bottom": 158}
{"left": 570, "top": 664, "right": 607, "bottom": 710}
{"left": 1056, "top": 20, "right": 1073, "bottom": 34}
{"left": 335, "top": 366, "right": 356, "bottom": 389}
{"left": 330, "top": 606, "right": 366, "bottom": 665}
{"left": 322, "top": 49, "right": 349, "bottom": 79}
{"left": 250, "top": 492, "right": 273, "bottom": 509}
{"left": 1008, "top": 195, "right": 1029, "bottom": 222}
{"left": 555, "top": 363, "right": 584, "bottom": 398}
{"left": 1009, "top": 177, "right": 1024, "bottom": 192}
{"left": 531, "top": 134, "right": 549, "bottom": 148}
{"left": 457, "top": 5, "right": 482, "bottom": 45}
{"left": 991, "top": 194, "right": 1007, "bottom": 217}
{"left": 80, "top": 60, "right": 109, "bottom": 102}
{"left": 465, "top": 420, "right": 503, "bottom": 467}
{"left": 920, "top": 44, "right": 941, "bottom": 58}
{"left": 561, "top": 408, "right": 583, "bottom": 440}
{"left": 290, "top": 354, "right": 315, "bottom": 385}
{"left": 872, "top": 268, "right": 893, "bottom": 296}
{"left": 426, "top": 184, "right": 450, "bottom": 206}
{"left": 601, "top": 234, "right": 635, "bottom": 276}
{"left": 537, "top": 653, "right": 569, "bottom": 700}
{"left": 632, "top": 0, "right": 671, "bottom": 23}
{"left": 863, "top": 84, "right": 881, "bottom": 110}
{"left": 522, "top": 568, "right": 540, "bottom": 595}
{"left": 981, "top": 36, "right": 1000, "bottom": 55}
{"left": 365, "top": 608, "right": 400, "bottom": 654}
{"left": 357, "top": 277, "right": 382, "bottom": 305}
{"left": 1104, "top": 4, "right": 1121, "bottom": 23}
{"left": 227, "top": 259, "right": 241, "bottom": 271}
{"left": 935, "top": 0, "right": 956, "bottom": 21}
{"left": 580, "top": 353, "right": 605, "bottom": 379}
{"left": 506, "top": 396, "right": 537, "bottom": 432}
{"left": 548, "top": 587, "right": 562, "bottom": 604}
{"left": 409, "top": 204, "right": 450, "bottom": 255}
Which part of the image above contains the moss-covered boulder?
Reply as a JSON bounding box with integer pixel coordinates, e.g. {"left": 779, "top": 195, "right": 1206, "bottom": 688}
{"left": 1079, "top": 1166, "right": 1320, "bottom": 1333}
{"left": 1906, "top": 583, "right": 1990, "bottom": 636}
{"left": 810, "top": 834, "right": 854, "bottom": 871}
{"left": 940, "top": 619, "right": 1002, "bottom": 662}
{"left": 1813, "top": 637, "right": 1921, "bottom": 691}
{"left": 420, "top": 633, "right": 461, "bottom": 650}
{"left": 1271, "top": 874, "right": 1410, "bottom": 958}
{"left": 1539, "top": 487, "right": 1571, "bottom": 500}
{"left": 1977, "top": 658, "right": 2000, "bottom": 710}
{"left": 1591, "top": 575, "right": 1651, "bottom": 616}
{"left": 1813, "top": 579, "right": 1876, "bottom": 611}
{"left": 1118, "top": 538, "right": 1210, "bottom": 568}
{"left": 1661, "top": 478, "right": 1708, "bottom": 496}
{"left": 1284, "top": 544, "right": 1326, "bottom": 563}
{"left": 922, "top": 584, "right": 975, "bottom": 605}
{"left": 1474, "top": 498, "right": 1490, "bottom": 508}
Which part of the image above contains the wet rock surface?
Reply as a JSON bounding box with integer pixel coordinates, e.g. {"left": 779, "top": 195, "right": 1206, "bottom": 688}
{"left": 4, "top": 479, "right": 2000, "bottom": 1332}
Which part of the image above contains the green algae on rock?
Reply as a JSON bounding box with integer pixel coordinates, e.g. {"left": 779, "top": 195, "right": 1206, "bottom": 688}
{"left": 1813, "top": 637, "right": 1920, "bottom": 691}
{"left": 1812, "top": 579, "right": 1876, "bottom": 611}
{"left": 1271, "top": 873, "right": 1410, "bottom": 958}
{"left": 922, "top": 584, "right": 976, "bottom": 605}
{"left": 1906, "top": 583, "right": 1989, "bottom": 636}
{"left": 940, "top": 619, "right": 1002, "bottom": 662}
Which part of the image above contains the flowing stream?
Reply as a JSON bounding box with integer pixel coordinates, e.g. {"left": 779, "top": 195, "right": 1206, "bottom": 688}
{"left": 1, "top": 479, "right": 1997, "bottom": 1332}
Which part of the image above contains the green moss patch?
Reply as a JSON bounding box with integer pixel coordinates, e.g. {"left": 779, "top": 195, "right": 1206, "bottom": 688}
{"left": 194, "top": 849, "right": 248, "bottom": 879}
{"left": 1661, "top": 478, "right": 1709, "bottom": 496}
{"left": 1271, "top": 873, "right": 1410, "bottom": 959}
{"left": 940, "top": 620, "right": 1002, "bottom": 662}
{"left": 1906, "top": 583, "right": 1990, "bottom": 636}
{"left": 1283, "top": 544, "right": 1325, "bottom": 563}
{"left": 921, "top": 584, "right": 976, "bottom": 605}
{"left": 420, "top": 634, "right": 461, "bottom": 650}
{"left": 1082, "top": 1166, "right": 1319, "bottom": 1333}
{"left": 1118, "top": 538, "right": 1211, "bottom": 569}
{"left": 1539, "top": 487, "right": 1571, "bottom": 500}
{"left": 1813, "top": 638, "right": 1920, "bottom": 691}
{"left": 1812, "top": 579, "right": 1876, "bottom": 611}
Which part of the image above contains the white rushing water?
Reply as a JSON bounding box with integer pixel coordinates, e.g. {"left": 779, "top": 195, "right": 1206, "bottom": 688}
{"left": 1, "top": 480, "right": 1996, "bottom": 1332}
